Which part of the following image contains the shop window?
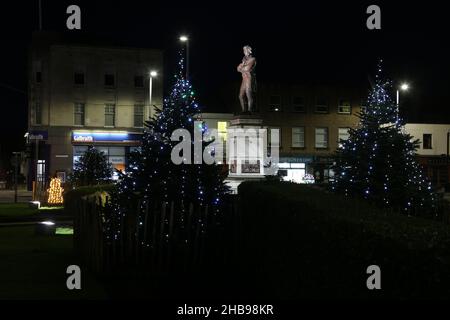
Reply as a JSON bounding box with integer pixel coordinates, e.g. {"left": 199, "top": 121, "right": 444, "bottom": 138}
{"left": 37, "top": 160, "right": 46, "bottom": 183}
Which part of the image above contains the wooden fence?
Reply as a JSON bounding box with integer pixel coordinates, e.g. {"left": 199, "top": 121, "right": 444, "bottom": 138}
{"left": 72, "top": 193, "right": 240, "bottom": 276}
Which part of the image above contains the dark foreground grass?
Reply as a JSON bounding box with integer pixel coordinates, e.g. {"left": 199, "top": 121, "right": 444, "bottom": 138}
{"left": 0, "top": 226, "right": 106, "bottom": 300}
{"left": 0, "top": 204, "right": 65, "bottom": 223}
{"left": 237, "top": 181, "right": 450, "bottom": 299}
{"left": 0, "top": 204, "right": 38, "bottom": 218}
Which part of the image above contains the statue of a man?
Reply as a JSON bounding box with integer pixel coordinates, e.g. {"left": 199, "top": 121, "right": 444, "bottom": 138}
{"left": 237, "top": 45, "right": 257, "bottom": 113}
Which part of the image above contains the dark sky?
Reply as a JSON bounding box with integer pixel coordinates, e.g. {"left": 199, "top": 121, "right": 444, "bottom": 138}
{"left": 1, "top": 0, "right": 449, "bottom": 168}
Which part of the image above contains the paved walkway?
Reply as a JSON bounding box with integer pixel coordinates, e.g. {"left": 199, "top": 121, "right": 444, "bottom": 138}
{"left": 0, "top": 189, "right": 32, "bottom": 203}
{"left": 0, "top": 220, "right": 73, "bottom": 227}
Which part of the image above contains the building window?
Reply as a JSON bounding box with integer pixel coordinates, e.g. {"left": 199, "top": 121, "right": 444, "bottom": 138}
{"left": 74, "top": 72, "right": 85, "bottom": 86}
{"left": 315, "top": 98, "right": 328, "bottom": 113}
{"left": 37, "top": 160, "right": 46, "bottom": 183}
{"left": 292, "top": 127, "right": 305, "bottom": 148}
{"left": 338, "top": 99, "right": 352, "bottom": 114}
{"left": 56, "top": 171, "right": 66, "bottom": 183}
{"left": 292, "top": 96, "right": 306, "bottom": 113}
{"left": 218, "top": 121, "right": 228, "bottom": 141}
{"left": 423, "top": 134, "right": 432, "bottom": 149}
{"left": 105, "top": 104, "right": 116, "bottom": 127}
{"left": 269, "top": 95, "right": 282, "bottom": 112}
{"left": 104, "top": 74, "right": 115, "bottom": 87}
{"left": 134, "top": 105, "right": 144, "bottom": 127}
{"left": 360, "top": 99, "right": 367, "bottom": 113}
{"left": 134, "top": 75, "right": 144, "bottom": 88}
{"left": 315, "top": 127, "right": 328, "bottom": 149}
{"left": 36, "top": 71, "right": 42, "bottom": 84}
{"left": 268, "top": 127, "right": 281, "bottom": 148}
{"left": 74, "top": 103, "right": 85, "bottom": 126}
{"left": 34, "top": 102, "right": 42, "bottom": 125}
{"left": 34, "top": 61, "right": 42, "bottom": 84}
{"left": 338, "top": 128, "right": 350, "bottom": 147}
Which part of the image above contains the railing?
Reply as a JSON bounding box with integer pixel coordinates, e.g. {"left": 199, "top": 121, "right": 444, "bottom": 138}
{"left": 72, "top": 193, "right": 239, "bottom": 276}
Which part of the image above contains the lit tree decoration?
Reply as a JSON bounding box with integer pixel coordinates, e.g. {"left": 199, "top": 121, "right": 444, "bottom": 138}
{"left": 332, "top": 60, "right": 436, "bottom": 217}
{"left": 47, "top": 177, "right": 64, "bottom": 205}
{"left": 108, "top": 50, "right": 230, "bottom": 243}
{"left": 69, "top": 146, "right": 113, "bottom": 187}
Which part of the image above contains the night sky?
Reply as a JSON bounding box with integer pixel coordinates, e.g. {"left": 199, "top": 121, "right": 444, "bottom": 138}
{"left": 1, "top": 1, "right": 449, "bottom": 168}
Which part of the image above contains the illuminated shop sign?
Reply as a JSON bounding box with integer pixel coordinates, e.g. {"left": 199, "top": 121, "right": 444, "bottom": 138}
{"left": 279, "top": 157, "right": 313, "bottom": 163}
{"left": 29, "top": 131, "right": 48, "bottom": 141}
{"left": 72, "top": 131, "right": 141, "bottom": 143}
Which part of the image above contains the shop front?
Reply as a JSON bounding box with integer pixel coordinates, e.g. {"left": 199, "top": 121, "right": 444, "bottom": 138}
{"left": 310, "top": 156, "right": 336, "bottom": 183}
{"left": 72, "top": 131, "right": 142, "bottom": 180}
{"left": 277, "top": 156, "right": 314, "bottom": 184}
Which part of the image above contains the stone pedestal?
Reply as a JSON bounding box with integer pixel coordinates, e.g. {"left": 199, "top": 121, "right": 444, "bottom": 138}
{"left": 225, "top": 114, "right": 268, "bottom": 193}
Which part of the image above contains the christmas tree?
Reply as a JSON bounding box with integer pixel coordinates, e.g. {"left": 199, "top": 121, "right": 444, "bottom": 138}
{"left": 332, "top": 61, "right": 436, "bottom": 216}
{"left": 47, "top": 177, "right": 64, "bottom": 205}
{"left": 110, "top": 52, "right": 230, "bottom": 240}
{"left": 70, "top": 146, "right": 113, "bottom": 187}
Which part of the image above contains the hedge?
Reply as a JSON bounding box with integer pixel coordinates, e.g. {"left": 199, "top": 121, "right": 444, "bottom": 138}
{"left": 237, "top": 181, "right": 450, "bottom": 299}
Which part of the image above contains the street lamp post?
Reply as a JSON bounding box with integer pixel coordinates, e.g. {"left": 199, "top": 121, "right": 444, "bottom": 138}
{"left": 397, "top": 83, "right": 410, "bottom": 106}
{"left": 12, "top": 152, "right": 21, "bottom": 204}
{"left": 179, "top": 35, "right": 189, "bottom": 80}
{"left": 149, "top": 71, "right": 157, "bottom": 119}
{"left": 396, "top": 83, "right": 410, "bottom": 123}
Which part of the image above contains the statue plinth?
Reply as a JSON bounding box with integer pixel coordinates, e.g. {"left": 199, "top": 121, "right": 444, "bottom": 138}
{"left": 225, "top": 113, "right": 267, "bottom": 193}
{"left": 230, "top": 114, "right": 263, "bottom": 127}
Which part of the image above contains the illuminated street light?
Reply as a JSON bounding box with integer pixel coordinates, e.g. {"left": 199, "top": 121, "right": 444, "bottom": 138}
{"left": 149, "top": 70, "right": 158, "bottom": 119}
{"left": 179, "top": 35, "right": 190, "bottom": 79}
{"left": 400, "top": 83, "right": 410, "bottom": 91}
{"left": 397, "top": 82, "right": 410, "bottom": 105}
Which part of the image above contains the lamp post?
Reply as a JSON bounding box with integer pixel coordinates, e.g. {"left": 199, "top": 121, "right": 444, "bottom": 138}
{"left": 149, "top": 70, "right": 157, "bottom": 119}
{"left": 179, "top": 35, "right": 190, "bottom": 80}
{"left": 396, "top": 83, "right": 409, "bottom": 106}
{"left": 12, "top": 152, "right": 21, "bottom": 204}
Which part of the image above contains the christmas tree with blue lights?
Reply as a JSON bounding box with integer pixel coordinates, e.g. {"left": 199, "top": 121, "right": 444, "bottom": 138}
{"left": 332, "top": 61, "right": 436, "bottom": 216}
{"left": 109, "top": 52, "right": 230, "bottom": 242}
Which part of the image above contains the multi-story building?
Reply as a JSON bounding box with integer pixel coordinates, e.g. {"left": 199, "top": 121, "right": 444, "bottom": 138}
{"left": 258, "top": 83, "right": 366, "bottom": 183}
{"left": 215, "top": 82, "right": 367, "bottom": 183}
{"left": 404, "top": 123, "right": 450, "bottom": 187}
{"left": 27, "top": 33, "right": 163, "bottom": 190}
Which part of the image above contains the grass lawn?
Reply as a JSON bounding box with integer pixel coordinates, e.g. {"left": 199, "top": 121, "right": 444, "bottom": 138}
{"left": 0, "top": 204, "right": 65, "bottom": 222}
{"left": 0, "top": 226, "right": 107, "bottom": 299}
{"left": 0, "top": 204, "right": 39, "bottom": 218}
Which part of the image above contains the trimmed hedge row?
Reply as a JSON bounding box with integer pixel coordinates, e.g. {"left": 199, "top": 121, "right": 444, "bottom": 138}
{"left": 237, "top": 181, "right": 450, "bottom": 299}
